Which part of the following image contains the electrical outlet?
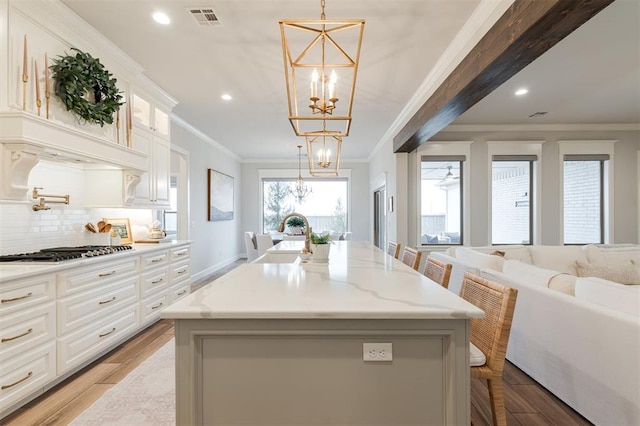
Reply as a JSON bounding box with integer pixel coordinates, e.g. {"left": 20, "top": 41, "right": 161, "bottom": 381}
{"left": 363, "top": 343, "right": 393, "bottom": 361}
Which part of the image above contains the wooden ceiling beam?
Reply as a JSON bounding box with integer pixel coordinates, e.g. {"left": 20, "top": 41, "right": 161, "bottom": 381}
{"left": 393, "top": 0, "right": 615, "bottom": 153}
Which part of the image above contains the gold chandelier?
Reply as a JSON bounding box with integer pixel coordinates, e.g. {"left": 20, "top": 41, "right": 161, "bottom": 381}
{"left": 279, "top": 0, "right": 364, "bottom": 138}
{"left": 291, "top": 144, "right": 312, "bottom": 203}
{"left": 306, "top": 122, "right": 342, "bottom": 176}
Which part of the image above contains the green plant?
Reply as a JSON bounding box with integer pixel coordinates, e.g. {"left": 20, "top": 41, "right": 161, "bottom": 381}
{"left": 286, "top": 217, "right": 306, "bottom": 228}
{"left": 50, "top": 48, "right": 124, "bottom": 126}
{"left": 310, "top": 232, "right": 331, "bottom": 244}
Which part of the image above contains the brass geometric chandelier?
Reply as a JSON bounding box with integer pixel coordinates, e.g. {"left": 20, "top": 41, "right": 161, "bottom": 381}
{"left": 279, "top": 0, "right": 365, "bottom": 138}
{"left": 306, "top": 122, "right": 342, "bottom": 176}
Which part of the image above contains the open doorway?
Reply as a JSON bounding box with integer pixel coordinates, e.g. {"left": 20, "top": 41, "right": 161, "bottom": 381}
{"left": 373, "top": 186, "right": 386, "bottom": 249}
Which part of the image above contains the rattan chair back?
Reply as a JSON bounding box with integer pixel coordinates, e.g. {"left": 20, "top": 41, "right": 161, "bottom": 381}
{"left": 422, "top": 256, "right": 452, "bottom": 289}
{"left": 387, "top": 241, "right": 401, "bottom": 259}
{"left": 401, "top": 246, "right": 422, "bottom": 271}
{"left": 460, "top": 272, "right": 518, "bottom": 426}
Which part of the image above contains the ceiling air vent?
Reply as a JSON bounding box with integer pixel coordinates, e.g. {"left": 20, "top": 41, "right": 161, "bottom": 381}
{"left": 528, "top": 111, "right": 548, "bottom": 118}
{"left": 187, "top": 7, "right": 222, "bottom": 26}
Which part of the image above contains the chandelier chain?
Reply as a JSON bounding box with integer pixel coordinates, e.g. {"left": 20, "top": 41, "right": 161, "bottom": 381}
{"left": 320, "top": 0, "right": 326, "bottom": 20}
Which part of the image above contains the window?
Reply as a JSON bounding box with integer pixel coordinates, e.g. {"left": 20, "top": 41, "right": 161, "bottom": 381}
{"left": 491, "top": 156, "right": 535, "bottom": 245}
{"left": 262, "top": 178, "right": 348, "bottom": 234}
{"left": 563, "top": 154, "right": 608, "bottom": 244}
{"left": 420, "top": 156, "right": 464, "bottom": 245}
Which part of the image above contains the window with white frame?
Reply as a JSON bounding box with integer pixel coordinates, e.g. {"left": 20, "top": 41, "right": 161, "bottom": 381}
{"left": 563, "top": 154, "right": 608, "bottom": 244}
{"left": 491, "top": 156, "right": 535, "bottom": 245}
{"left": 262, "top": 178, "right": 349, "bottom": 235}
{"left": 419, "top": 156, "right": 464, "bottom": 245}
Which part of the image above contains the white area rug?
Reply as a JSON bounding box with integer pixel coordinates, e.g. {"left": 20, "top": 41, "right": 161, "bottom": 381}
{"left": 70, "top": 339, "right": 176, "bottom": 426}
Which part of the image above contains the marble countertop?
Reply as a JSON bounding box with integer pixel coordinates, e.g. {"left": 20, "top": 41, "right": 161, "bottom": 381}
{"left": 0, "top": 240, "right": 191, "bottom": 282}
{"left": 162, "top": 241, "right": 484, "bottom": 320}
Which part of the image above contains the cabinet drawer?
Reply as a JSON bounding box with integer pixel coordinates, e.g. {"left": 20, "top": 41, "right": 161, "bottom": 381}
{"left": 57, "top": 277, "right": 138, "bottom": 335}
{"left": 141, "top": 291, "right": 170, "bottom": 325}
{"left": 170, "top": 282, "right": 190, "bottom": 304}
{"left": 170, "top": 260, "right": 190, "bottom": 283}
{"left": 57, "top": 258, "right": 139, "bottom": 297}
{"left": 140, "top": 267, "right": 170, "bottom": 297}
{"left": 0, "top": 302, "right": 55, "bottom": 362}
{"left": 57, "top": 304, "right": 139, "bottom": 374}
{"left": 0, "top": 341, "right": 56, "bottom": 413}
{"left": 0, "top": 274, "right": 55, "bottom": 316}
{"left": 141, "top": 251, "right": 169, "bottom": 269}
{"left": 171, "top": 246, "right": 190, "bottom": 261}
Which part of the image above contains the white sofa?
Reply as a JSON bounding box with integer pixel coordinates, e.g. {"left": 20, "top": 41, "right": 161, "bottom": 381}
{"left": 431, "top": 244, "right": 640, "bottom": 426}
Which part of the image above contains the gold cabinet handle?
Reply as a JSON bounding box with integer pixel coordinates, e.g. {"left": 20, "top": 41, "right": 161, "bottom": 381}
{"left": 2, "top": 371, "right": 33, "bottom": 389}
{"left": 1, "top": 292, "right": 33, "bottom": 303}
{"left": 151, "top": 302, "right": 164, "bottom": 310}
{"left": 99, "top": 296, "right": 116, "bottom": 305}
{"left": 99, "top": 327, "right": 116, "bottom": 338}
{"left": 98, "top": 271, "right": 116, "bottom": 277}
{"left": 177, "top": 269, "right": 187, "bottom": 274}
{"left": 176, "top": 251, "right": 187, "bottom": 256}
{"left": 151, "top": 258, "right": 163, "bottom": 263}
{"left": 177, "top": 290, "right": 187, "bottom": 296}
{"left": 1, "top": 328, "right": 34, "bottom": 343}
{"left": 151, "top": 278, "right": 164, "bottom": 284}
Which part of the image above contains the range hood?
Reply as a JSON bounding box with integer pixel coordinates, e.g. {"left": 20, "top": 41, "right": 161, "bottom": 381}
{"left": 0, "top": 112, "right": 147, "bottom": 200}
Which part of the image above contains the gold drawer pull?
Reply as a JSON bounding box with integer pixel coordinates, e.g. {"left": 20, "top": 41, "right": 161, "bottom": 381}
{"left": 177, "top": 290, "right": 187, "bottom": 296}
{"left": 151, "top": 258, "right": 164, "bottom": 263}
{"left": 99, "top": 296, "right": 116, "bottom": 305}
{"left": 99, "top": 327, "right": 116, "bottom": 338}
{"left": 98, "top": 271, "right": 116, "bottom": 277}
{"left": 2, "top": 371, "right": 33, "bottom": 390}
{"left": 176, "top": 251, "right": 187, "bottom": 256}
{"left": 2, "top": 328, "right": 34, "bottom": 343}
{"left": 151, "top": 278, "right": 164, "bottom": 284}
{"left": 1, "top": 292, "right": 33, "bottom": 303}
{"left": 151, "top": 302, "right": 164, "bottom": 310}
{"left": 177, "top": 269, "right": 187, "bottom": 274}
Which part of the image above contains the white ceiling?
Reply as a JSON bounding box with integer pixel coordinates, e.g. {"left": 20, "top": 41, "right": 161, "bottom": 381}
{"left": 61, "top": 0, "right": 639, "bottom": 162}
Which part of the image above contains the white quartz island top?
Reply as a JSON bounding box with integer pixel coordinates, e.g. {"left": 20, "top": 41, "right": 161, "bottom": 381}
{"left": 162, "top": 241, "right": 484, "bottom": 320}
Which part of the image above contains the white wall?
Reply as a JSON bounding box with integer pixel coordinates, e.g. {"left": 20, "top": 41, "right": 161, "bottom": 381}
{"left": 170, "top": 121, "right": 242, "bottom": 282}
{"left": 241, "top": 161, "right": 370, "bottom": 241}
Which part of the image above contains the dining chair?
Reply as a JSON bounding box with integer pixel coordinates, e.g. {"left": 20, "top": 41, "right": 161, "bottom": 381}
{"left": 244, "top": 231, "right": 258, "bottom": 262}
{"left": 460, "top": 272, "right": 518, "bottom": 426}
{"left": 255, "top": 234, "right": 274, "bottom": 256}
{"left": 387, "top": 241, "right": 401, "bottom": 259}
{"left": 422, "top": 255, "right": 452, "bottom": 289}
{"left": 401, "top": 246, "right": 422, "bottom": 271}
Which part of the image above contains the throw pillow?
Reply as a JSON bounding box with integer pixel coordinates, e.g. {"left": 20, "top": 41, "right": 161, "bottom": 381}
{"left": 490, "top": 250, "right": 506, "bottom": 257}
{"left": 456, "top": 247, "right": 505, "bottom": 271}
{"left": 575, "top": 260, "right": 640, "bottom": 285}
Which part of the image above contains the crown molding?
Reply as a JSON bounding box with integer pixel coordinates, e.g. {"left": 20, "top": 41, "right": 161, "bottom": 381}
{"left": 441, "top": 123, "right": 640, "bottom": 133}
{"left": 170, "top": 114, "right": 241, "bottom": 162}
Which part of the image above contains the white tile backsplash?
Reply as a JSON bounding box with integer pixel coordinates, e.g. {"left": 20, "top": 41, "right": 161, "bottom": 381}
{"left": 0, "top": 162, "right": 154, "bottom": 255}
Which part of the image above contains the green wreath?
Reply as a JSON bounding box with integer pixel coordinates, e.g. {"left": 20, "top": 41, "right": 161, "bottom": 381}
{"left": 50, "top": 48, "right": 123, "bottom": 127}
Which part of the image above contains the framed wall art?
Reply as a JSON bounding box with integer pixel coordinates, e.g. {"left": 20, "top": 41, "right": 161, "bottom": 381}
{"left": 208, "top": 169, "right": 234, "bottom": 221}
{"left": 104, "top": 217, "right": 132, "bottom": 244}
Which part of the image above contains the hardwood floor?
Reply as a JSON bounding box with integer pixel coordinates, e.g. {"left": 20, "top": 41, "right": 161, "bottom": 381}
{"left": 2, "top": 258, "right": 592, "bottom": 425}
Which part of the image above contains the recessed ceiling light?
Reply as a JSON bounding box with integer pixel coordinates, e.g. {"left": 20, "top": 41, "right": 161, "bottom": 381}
{"left": 221, "top": 94, "right": 232, "bottom": 101}
{"left": 515, "top": 88, "right": 529, "bottom": 96}
{"left": 152, "top": 11, "right": 171, "bottom": 25}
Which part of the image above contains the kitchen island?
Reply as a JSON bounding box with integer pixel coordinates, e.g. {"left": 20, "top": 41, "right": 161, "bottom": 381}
{"left": 162, "top": 241, "right": 484, "bottom": 425}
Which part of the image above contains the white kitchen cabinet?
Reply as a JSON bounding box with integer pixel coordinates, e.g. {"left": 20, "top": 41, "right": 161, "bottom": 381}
{"left": 131, "top": 94, "right": 170, "bottom": 139}
{"left": 0, "top": 275, "right": 56, "bottom": 413}
{"left": 0, "top": 242, "right": 191, "bottom": 419}
{"left": 130, "top": 128, "right": 171, "bottom": 207}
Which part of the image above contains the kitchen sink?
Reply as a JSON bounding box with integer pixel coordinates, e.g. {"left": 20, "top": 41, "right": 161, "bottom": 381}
{"left": 252, "top": 253, "right": 300, "bottom": 264}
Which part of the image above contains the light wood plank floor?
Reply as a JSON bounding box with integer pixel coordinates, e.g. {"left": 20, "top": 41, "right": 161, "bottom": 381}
{"left": 1, "top": 259, "right": 593, "bottom": 425}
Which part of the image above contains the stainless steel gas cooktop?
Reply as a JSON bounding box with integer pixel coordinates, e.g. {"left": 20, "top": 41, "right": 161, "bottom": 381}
{"left": 0, "top": 245, "right": 133, "bottom": 263}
